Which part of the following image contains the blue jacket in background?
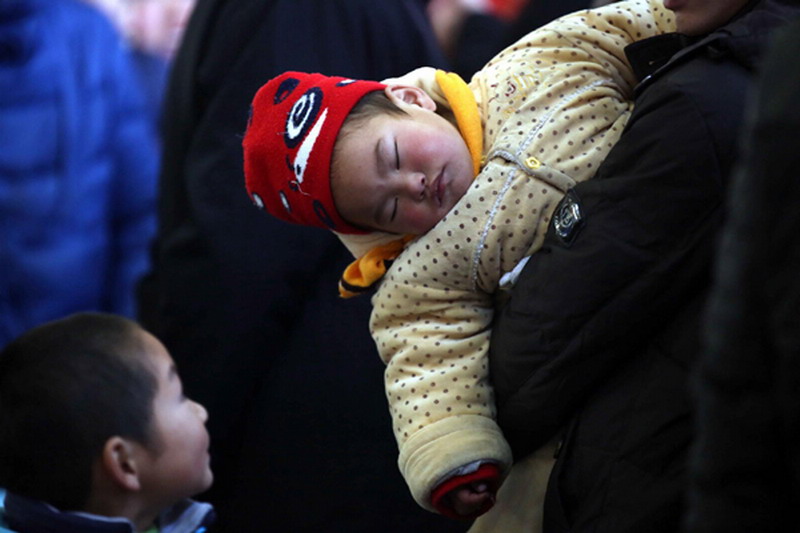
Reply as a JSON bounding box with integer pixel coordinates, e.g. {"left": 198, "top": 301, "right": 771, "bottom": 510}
{"left": 0, "top": 0, "right": 158, "bottom": 347}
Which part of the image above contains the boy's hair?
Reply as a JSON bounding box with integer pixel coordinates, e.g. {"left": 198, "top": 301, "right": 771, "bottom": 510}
{"left": 243, "top": 71, "right": 386, "bottom": 234}
{"left": 0, "top": 312, "right": 158, "bottom": 511}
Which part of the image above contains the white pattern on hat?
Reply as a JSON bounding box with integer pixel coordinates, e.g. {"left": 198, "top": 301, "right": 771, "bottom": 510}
{"left": 290, "top": 108, "right": 328, "bottom": 191}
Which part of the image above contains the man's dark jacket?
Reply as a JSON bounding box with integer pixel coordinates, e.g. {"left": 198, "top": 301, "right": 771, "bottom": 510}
{"left": 489, "top": 1, "right": 800, "bottom": 532}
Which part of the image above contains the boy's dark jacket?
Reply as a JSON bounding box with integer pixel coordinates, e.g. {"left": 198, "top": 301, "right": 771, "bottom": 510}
{"left": 488, "top": 0, "right": 800, "bottom": 531}
{"left": 0, "top": 492, "right": 214, "bottom": 533}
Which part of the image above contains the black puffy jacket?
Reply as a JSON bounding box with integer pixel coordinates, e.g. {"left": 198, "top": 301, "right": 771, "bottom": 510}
{"left": 489, "top": 1, "right": 800, "bottom": 532}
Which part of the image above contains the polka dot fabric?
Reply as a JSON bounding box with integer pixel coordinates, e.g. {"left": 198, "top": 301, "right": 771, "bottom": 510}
{"left": 342, "top": 0, "right": 676, "bottom": 514}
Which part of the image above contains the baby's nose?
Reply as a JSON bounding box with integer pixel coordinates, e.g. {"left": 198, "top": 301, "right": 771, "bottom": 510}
{"left": 403, "top": 171, "right": 427, "bottom": 199}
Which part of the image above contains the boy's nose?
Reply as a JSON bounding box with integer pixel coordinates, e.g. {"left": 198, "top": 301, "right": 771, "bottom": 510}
{"left": 193, "top": 400, "right": 209, "bottom": 422}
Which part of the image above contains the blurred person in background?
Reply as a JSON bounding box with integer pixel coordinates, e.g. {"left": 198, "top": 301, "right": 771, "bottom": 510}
{"left": 0, "top": 0, "right": 158, "bottom": 348}
{"left": 426, "top": 0, "right": 526, "bottom": 78}
{"left": 687, "top": 16, "right": 800, "bottom": 533}
{"left": 427, "top": 0, "right": 593, "bottom": 79}
{"left": 81, "top": 0, "right": 196, "bottom": 125}
{"left": 123, "top": 0, "right": 195, "bottom": 122}
{"left": 506, "top": 0, "right": 595, "bottom": 39}
{"left": 136, "top": 0, "right": 465, "bottom": 531}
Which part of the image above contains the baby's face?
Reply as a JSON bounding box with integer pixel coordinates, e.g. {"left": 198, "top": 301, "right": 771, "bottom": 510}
{"left": 332, "top": 103, "right": 474, "bottom": 235}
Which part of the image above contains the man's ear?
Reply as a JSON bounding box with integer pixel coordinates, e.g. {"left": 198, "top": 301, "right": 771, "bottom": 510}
{"left": 384, "top": 85, "right": 437, "bottom": 112}
{"left": 101, "top": 436, "right": 142, "bottom": 492}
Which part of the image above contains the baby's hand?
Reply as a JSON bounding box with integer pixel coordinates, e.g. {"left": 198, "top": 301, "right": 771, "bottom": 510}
{"left": 444, "top": 481, "right": 497, "bottom": 517}
{"left": 430, "top": 463, "right": 501, "bottom": 519}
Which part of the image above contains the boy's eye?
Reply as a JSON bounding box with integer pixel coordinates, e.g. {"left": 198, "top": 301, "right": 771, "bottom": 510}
{"left": 394, "top": 140, "right": 400, "bottom": 169}
{"left": 390, "top": 197, "right": 398, "bottom": 222}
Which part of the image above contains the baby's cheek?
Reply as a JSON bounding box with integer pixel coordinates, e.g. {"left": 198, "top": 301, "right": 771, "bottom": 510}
{"left": 403, "top": 205, "right": 439, "bottom": 234}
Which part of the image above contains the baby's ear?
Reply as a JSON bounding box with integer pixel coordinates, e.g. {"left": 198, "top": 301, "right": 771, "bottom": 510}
{"left": 384, "top": 85, "right": 437, "bottom": 112}
{"left": 101, "top": 436, "right": 142, "bottom": 492}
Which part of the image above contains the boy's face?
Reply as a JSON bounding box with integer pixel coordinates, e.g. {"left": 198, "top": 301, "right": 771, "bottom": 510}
{"left": 137, "top": 331, "right": 212, "bottom": 504}
{"left": 664, "top": 0, "right": 750, "bottom": 35}
{"left": 332, "top": 87, "right": 474, "bottom": 235}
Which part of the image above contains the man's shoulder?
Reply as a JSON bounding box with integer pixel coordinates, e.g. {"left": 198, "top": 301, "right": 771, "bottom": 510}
{"left": 632, "top": 0, "right": 800, "bottom": 95}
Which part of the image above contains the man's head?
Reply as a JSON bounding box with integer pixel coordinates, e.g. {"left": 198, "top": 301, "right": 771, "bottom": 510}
{"left": 243, "top": 71, "right": 474, "bottom": 236}
{"left": 664, "top": 0, "right": 752, "bottom": 35}
{"left": 0, "top": 313, "right": 212, "bottom": 515}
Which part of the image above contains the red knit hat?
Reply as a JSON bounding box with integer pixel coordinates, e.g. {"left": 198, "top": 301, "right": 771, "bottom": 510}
{"left": 243, "top": 71, "right": 386, "bottom": 234}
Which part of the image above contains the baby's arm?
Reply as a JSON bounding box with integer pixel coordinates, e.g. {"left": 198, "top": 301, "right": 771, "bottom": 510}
{"left": 371, "top": 258, "right": 512, "bottom": 517}
{"left": 367, "top": 0, "right": 676, "bottom": 519}
{"left": 370, "top": 150, "right": 570, "bottom": 517}
{"left": 472, "top": 0, "right": 677, "bottom": 185}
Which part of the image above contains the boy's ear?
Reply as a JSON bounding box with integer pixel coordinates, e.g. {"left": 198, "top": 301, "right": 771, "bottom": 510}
{"left": 101, "top": 437, "right": 143, "bottom": 492}
{"left": 384, "top": 85, "right": 437, "bottom": 112}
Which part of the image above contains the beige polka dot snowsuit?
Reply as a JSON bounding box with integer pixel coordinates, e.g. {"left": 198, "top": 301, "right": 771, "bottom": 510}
{"left": 339, "top": 0, "right": 675, "bottom": 518}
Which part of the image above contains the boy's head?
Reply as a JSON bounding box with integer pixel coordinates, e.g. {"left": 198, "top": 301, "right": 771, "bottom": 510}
{"left": 243, "top": 71, "right": 474, "bottom": 236}
{"left": 0, "top": 312, "right": 212, "bottom": 516}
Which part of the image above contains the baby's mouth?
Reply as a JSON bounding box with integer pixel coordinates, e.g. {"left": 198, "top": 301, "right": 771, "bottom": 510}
{"left": 433, "top": 169, "right": 445, "bottom": 206}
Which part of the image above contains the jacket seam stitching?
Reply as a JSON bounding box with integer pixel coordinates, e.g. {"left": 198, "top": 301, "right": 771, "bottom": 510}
{"left": 471, "top": 169, "right": 517, "bottom": 290}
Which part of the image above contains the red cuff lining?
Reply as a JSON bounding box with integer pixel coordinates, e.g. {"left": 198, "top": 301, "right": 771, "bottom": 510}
{"left": 430, "top": 463, "right": 501, "bottom": 520}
